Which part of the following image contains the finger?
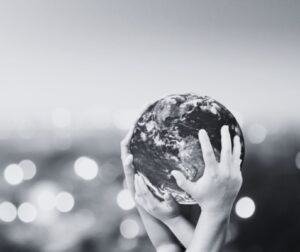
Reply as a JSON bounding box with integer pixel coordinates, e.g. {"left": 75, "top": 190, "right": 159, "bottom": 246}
{"left": 163, "top": 192, "right": 177, "bottom": 208}
{"left": 134, "top": 174, "right": 142, "bottom": 196}
{"left": 233, "top": 135, "right": 242, "bottom": 169}
{"left": 123, "top": 155, "right": 135, "bottom": 195}
{"left": 171, "top": 171, "right": 195, "bottom": 196}
{"left": 134, "top": 175, "right": 145, "bottom": 206}
{"left": 137, "top": 175, "right": 150, "bottom": 196}
{"left": 120, "top": 127, "right": 135, "bottom": 161}
{"left": 138, "top": 176, "right": 161, "bottom": 206}
{"left": 198, "top": 129, "right": 217, "bottom": 170}
{"left": 134, "top": 193, "right": 145, "bottom": 207}
{"left": 233, "top": 135, "right": 241, "bottom": 160}
{"left": 220, "top": 125, "right": 232, "bottom": 166}
{"left": 120, "top": 102, "right": 152, "bottom": 161}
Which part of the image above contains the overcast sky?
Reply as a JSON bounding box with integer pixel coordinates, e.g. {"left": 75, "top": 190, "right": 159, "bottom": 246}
{"left": 0, "top": 0, "right": 299, "bottom": 128}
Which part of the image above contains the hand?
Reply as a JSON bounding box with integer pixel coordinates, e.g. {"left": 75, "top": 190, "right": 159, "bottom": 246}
{"left": 120, "top": 101, "right": 153, "bottom": 196}
{"left": 120, "top": 126, "right": 135, "bottom": 197}
{"left": 120, "top": 107, "right": 183, "bottom": 251}
{"left": 171, "top": 125, "right": 243, "bottom": 215}
{"left": 134, "top": 174, "right": 180, "bottom": 223}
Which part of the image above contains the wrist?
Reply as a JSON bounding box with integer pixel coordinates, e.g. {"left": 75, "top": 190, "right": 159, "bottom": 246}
{"left": 200, "top": 209, "right": 230, "bottom": 226}
{"left": 163, "top": 215, "right": 184, "bottom": 227}
{"left": 200, "top": 203, "right": 233, "bottom": 218}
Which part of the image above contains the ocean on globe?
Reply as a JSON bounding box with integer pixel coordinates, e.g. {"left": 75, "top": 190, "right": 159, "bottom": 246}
{"left": 129, "top": 94, "right": 245, "bottom": 204}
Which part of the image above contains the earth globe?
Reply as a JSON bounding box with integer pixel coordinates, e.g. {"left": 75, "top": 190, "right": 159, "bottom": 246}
{"left": 129, "top": 94, "right": 245, "bottom": 204}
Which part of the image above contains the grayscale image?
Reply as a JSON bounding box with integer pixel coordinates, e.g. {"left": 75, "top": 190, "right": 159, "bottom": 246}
{"left": 0, "top": 1, "right": 299, "bottom": 252}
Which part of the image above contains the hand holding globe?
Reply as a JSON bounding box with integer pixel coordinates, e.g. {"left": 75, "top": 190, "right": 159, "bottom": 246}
{"left": 127, "top": 93, "right": 245, "bottom": 204}
{"left": 120, "top": 93, "right": 244, "bottom": 251}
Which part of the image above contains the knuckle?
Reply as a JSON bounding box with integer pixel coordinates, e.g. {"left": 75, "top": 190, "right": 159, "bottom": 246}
{"left": 222, "top": 171, "right": 230, "bottom": 180}
{"left": 224, "top": 148, "right": 231, "bottom": 155}
{"left": 205, "top": 150, "right": 214, "bottom": 158}
{"left": 209, "top": 172, "right": 218, "bottom": 180}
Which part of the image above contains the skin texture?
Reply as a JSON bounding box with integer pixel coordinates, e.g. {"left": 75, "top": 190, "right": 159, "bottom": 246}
{"left": 172, "top": 126, "right": 243, "bottom": 252}
{"left": 121, "top": 112, "right": 243, "bottom": 251}
{"left": 134, "top": 174, "right": 195, "bottom": 248}
{"left": 121, "top": 121, "right": 182, "bottom": 252}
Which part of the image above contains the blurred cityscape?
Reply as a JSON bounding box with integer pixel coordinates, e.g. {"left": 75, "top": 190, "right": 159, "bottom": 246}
{"left": 0, "top": 112, "right": 299, "bottom": 252}
{"left": 1, "top": 1, "right": 299, "bottom": 251}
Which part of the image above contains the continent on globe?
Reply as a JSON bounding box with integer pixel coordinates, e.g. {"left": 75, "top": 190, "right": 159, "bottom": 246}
{"left": 129, "top": 94, "right": 245, "bottom": 204}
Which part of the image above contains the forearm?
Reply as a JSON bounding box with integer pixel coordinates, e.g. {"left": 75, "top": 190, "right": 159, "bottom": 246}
{"left": 137, "top": 206, "right": 179, "bottom": 250}
{"left": 164, "top": 215, "right": 195, "bottom": 248}
{"left": 186, "top": 211, "right": 229, "bottom": 252}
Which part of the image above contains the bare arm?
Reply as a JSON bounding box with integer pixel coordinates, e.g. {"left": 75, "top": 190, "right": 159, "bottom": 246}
{"left": 186, "top": 212, "right": 229, "bottom": 252}
{"left": 163, "top": 215, "right": 195, "bottom": 248}
{"left": 134, "top": 174, "right": 195, "bottom": 248}
{"left": 171, "top": 126, "right": 243, "bottom": 252}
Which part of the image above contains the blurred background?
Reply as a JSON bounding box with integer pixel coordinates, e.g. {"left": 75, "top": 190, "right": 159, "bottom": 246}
{"left": 0, "top": 0, "right": 300, "bottom": 251}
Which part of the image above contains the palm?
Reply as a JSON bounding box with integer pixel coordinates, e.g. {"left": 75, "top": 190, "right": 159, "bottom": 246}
{"left": 134, "top": 174, "right": 180, "bottom": 222}
{"left": 171, "top": 126, "right": 243, "bottom": 213}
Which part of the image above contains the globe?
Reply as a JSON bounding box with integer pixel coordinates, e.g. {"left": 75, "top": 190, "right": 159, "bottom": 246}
{"left": 129, "top": 94, "right": 245, "bottom": 204}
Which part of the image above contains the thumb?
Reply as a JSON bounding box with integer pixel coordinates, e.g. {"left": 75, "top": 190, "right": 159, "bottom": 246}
{"left": 171, "top": 171, "right": 194, "bottom": 195}
{"left": 163, "top": 192, "right": 177, "bottom": 208}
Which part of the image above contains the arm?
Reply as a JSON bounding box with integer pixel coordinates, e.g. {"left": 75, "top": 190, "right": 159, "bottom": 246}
{"left": 186, "top": 211, "right": 229, "bottom": 252}
{"left": 121, "top": 129, "right": 182, "bottom": 252}
{"left": 137, "top": 208, "right": 181, "bottom": 252}
{"left": 164, "top": 215, "right": 195, "bottom": 247}
{"left": 134, "top": 174, "right": 195, "bottom": 248}
{"left": 171, "top": 126, "right": 243, "bottom": 252}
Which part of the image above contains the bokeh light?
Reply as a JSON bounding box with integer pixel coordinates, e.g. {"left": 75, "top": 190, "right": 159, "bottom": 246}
{"left": 295, "top": 152, "right": 300, "bottom": 170}
{"left": 17, "top": 202, "right": 37, "bottom": 223}
{"left": 4, "top": 164, "right": 24, "bottom": 185}
{"left": 120, "top": 218, "right": 140, "bottom": 239}
{"left": 0, "top": 202, "right": 17, "bottom": 222}
{"left": 19, "top": 160, "right": 37, "bottom": 180}
{"left": 235, "top": 197, "right": 256, "bottom": 219}
{"left": 157, "top": 244, "right": 181, "bottom": 252}
{"left": 247, "top": 123, "right": 267, "bottom": 144}
{"left": 116, "top": 189, "right": 135, "bottom": 210}
{"left": 37, "top": 190, "right": 56, "bottom": 211}
{"left": 74, "top": 156, "right": 99, "bottom": 180}
{"left": 55, "top": 192, "right": 75, "bottom": 213}
{"left": 51, "top": 108, "right": 72, "bottom": 129}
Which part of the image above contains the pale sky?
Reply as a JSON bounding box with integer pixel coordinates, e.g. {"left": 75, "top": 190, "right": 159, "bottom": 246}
{"left": 0, "top": 0, "right": 299, "bottom": 128}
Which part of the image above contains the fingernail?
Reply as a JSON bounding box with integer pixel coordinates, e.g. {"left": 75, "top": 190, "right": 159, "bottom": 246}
{"left": 199, "top": 129, "right": 205, "bottom": 135}
{"left": 221, "top": 125, "right": 228, "bottom": 133}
